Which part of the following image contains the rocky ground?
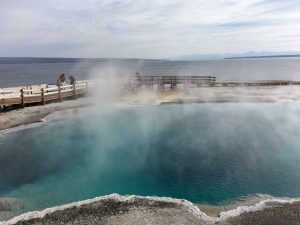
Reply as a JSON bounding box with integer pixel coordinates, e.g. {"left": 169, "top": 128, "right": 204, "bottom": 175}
{"left": 224, "top": 203, "right": 300, "bottom": 225}
{"left": 1, "top": 195, "right": 300, "bottom": 225}
{"left": 0, "top": 98, "right": 92, "bottom": 132}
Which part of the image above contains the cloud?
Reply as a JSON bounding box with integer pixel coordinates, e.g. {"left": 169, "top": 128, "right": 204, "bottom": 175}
{"left": 0, "top": 0, "right": 299, "bottom": 58}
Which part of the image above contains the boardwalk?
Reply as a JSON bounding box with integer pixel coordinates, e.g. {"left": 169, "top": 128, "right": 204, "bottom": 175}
{"left": 0, "top": 80, "right": 91, "bottom": 109}
{"left": 1, "top": 76, "right": 300, "bottom": 109}
{"left": 214, "top": 80, "right": 300, "bottom": 87}
{"left": 128, "top": 75, "right": 300, "bottom": 90}
{"left": 129, "top": 75, "right": 216, "bottom": 90}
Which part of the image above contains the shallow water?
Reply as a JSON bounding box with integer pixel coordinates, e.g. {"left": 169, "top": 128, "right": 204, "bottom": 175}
{"left": 1, "top": 103, "right": 300, "bottom": 219}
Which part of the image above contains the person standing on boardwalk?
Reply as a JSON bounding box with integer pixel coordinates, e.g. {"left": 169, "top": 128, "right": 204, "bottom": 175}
{"left": 57, "top": 73, "right": 66, "bottom": 86}
{"left": 69, "top": 75, "right": 76, "bottom": 85}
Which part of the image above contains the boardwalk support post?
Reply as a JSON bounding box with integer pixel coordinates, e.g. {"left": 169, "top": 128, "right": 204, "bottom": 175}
{"left": 85, "top": 82, "right": 88, "bottom": 95}
{"left": 73, "top": 84, "right": 76, "bottom": 98}
{"left": 20, "top": 88, "right": 25, "bottom": 108}
{"left": 138, "top": 77, "right": 141, "bottom": 89}
{"left": 151, "top": 76, "right": 154, "bottom": 89}
{"left": 128, "top": 78, "right": 131, "bottom": 91}
{"left": 41, "top": 88, "right": 45, "bottom": 105}
{"left": 58, "top": 86, "right": 62, "bottom": 102}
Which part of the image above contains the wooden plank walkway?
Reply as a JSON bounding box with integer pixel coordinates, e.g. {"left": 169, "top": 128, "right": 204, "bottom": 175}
{"left": 1, "top": 76, "right": 300, "bottom": 109}
{"left": 128, "top": 75, "right": 300, "bottom": 90}
{"left": 129, "top": 76, "right": 217, "bottom": 90}
{"left": 214, "top": 80, "right": 300, "bottom": 87}
{"left": 0, "top": 80, "right": 92, "bottom": 109}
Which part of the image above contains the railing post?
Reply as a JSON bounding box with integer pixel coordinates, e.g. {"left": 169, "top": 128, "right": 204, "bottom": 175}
{"left": 20, "top": 88, "right": 25, "bottom": 108}
{"left": 73, "top": 84, "right": 76, "bottom": 98}
{"left": 41, "top": 88, "right": 45, "bottom": 105}
{"left": 151, "top": 76, "right": 154, "bottom": 89}
{"left": 58, "top": 86, "right": 62, "bottom": 102}
{"left": 128, "top": 77, "right": 131, "bottom": 91}
{"left": 184, "top": 77, "right": 188, "bottom": 90}
{"left": 138, "top": 77, "right": 141, "bottom": 89}
{"left": 209, "top": 76, "right": 216, "bottom": 87}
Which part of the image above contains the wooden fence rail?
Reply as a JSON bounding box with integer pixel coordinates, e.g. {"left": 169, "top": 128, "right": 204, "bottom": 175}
{"left": 1, "top": 76, "right": 300, "bottom": 109}
{"left": 128, "top": 75, "right": 300, "bottom": 90}
{"left": 129, "top": 75, "right": 217, "bottom": 90}
{"left": 0, "top": 81, "right": 92, "bottom": 108}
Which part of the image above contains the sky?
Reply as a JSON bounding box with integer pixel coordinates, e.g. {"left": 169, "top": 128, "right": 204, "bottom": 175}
{"left": 0, "top": 0, "right": 300, "bottom": 58}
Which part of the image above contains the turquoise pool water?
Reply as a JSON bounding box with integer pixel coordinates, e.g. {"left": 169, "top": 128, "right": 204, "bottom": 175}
{"left": 1, "top": 103, "right": 300, "bottom": 216}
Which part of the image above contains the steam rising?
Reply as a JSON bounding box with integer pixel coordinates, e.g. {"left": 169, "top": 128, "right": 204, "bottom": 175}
{"left": 1, "top": 64, "right": 300, "bottom": 221}
{"left": 1, "top": 101, "right": 300, "bottom": 210}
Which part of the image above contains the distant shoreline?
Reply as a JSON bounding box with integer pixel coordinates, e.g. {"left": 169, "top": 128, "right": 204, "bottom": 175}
{"left": 225, "top": 54, "right": 300, "bottom": 60}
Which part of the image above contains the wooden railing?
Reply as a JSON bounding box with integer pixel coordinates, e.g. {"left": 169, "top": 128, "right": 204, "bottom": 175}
{"left": 129, "top": 75, "right": 217, "bottom": 90}
{"left": 214, "top": 80, "right": 300, "bottom": 86}
{"left": 128, "top": 76, "right": 300, "bottom": 90}
{"left": 0, "top": 81, "right": 92, "bottom": 108}
{"left": 2, "top": 77, "right": 300, "bottom": 109}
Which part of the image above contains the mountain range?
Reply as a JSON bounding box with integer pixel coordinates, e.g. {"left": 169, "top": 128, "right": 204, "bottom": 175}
{"left": 169, "top": 51, "right": 300, "bottom": 61}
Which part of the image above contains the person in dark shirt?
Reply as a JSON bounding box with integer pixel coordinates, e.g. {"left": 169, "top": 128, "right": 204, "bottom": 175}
{"left": 69, "top": 75, "right": 76, "bottom": 85}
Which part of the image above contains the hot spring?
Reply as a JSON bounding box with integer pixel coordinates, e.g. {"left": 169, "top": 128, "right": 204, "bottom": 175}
{"left": 1, "top": 103, "right": 300, "bottom": 220}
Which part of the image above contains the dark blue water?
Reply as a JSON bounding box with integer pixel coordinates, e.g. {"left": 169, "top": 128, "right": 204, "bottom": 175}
{"left": 1, "top": 57, "right": 300, "bottom": 87}
{"left": 1, "top": 104, "right": 300, "bottom": 215}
